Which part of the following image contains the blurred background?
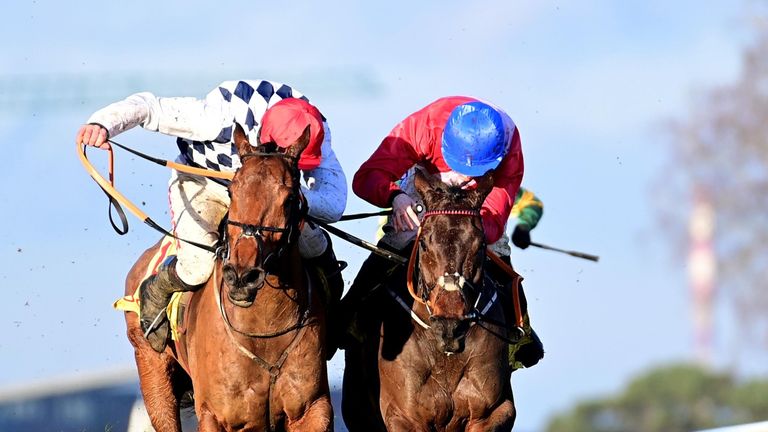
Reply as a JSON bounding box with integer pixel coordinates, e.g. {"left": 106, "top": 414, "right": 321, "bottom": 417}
{"left": 1, "top": 1, "right": 767, "bottom": 431}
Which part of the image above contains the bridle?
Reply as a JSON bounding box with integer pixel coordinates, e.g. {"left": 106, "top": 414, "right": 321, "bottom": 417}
{"left": 215, "top": 149, "right": 312, "bottom": 337}
{"left": 401, "top": 208, "right": 525, "bottom": 343}
{"left": 406, "top": 209, "right": 484, "bottom": 314}
{"left": 219, "top": 151, "right": 307, "bottom": 278}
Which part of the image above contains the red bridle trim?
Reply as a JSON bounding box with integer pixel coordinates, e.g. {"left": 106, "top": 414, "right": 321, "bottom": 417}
{"left": 406, "top": 209, "right": 482, "bottom": 306}
{"left": 423, "top": 209, "right": 481, "bottom": 219}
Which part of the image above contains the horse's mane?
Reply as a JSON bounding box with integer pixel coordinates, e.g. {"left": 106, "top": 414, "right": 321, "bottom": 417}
{"left": 428, "top": 181, "right": 479, "bottom": 208}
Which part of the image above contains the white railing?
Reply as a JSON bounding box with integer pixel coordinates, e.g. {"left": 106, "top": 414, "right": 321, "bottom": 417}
{"left": 695, "top": 421, "right": 768, "bottom": 432}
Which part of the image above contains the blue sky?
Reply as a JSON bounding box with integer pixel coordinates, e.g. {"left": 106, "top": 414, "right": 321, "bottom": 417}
{"left": 0, "top": 1, "right": 754, "bottom": 430}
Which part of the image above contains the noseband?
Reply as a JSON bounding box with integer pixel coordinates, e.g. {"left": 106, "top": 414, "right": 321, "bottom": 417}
{"left": 406, "top": 209, "right": 483, "bottom": 314}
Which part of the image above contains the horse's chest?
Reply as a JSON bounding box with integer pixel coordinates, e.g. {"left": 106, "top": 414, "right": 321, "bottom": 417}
{"left": 417, "top": 374, "right": 498, "bottom": 408}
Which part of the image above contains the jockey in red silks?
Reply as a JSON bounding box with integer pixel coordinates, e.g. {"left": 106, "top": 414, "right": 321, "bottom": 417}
{"left": 345, "top": 96, "right": 543, "bottom": 370}
{"left": 76, "top": 80, "right": 347, "bottom": 353}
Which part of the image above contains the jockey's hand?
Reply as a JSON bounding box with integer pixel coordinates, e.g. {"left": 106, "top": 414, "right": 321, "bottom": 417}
{"left": 511, "top": 224, "right": 531, "bottom": 249}
{"left": 76, "top": 124, "right": 110, "bottom": 150}
{"left": 392, "top": 193, "right": 421, "bottom": 232}
{"left": 439, "top": 170, "right": 478, "bottom": 190}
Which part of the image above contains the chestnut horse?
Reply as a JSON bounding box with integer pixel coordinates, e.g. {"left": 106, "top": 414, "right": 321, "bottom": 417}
{"left": 123, "top": 125, "right": 332, "bottom": 431}
{"left": 342, "top": 169, "right": 515, "bottom": 432}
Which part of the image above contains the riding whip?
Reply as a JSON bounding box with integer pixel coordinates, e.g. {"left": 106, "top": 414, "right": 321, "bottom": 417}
{"left": 530, "top": 241, "right": 599, "bottom": 262}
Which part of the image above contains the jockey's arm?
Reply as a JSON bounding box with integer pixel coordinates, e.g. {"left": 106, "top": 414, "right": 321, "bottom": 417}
{"left": 480, "top": 130, "right": 524, "bottom": 244}
{"left": 352, "top": 116, "right": 425, "bottom": 232}
{"left": 302, "top": 124, "right": 347, "bottom": 223}
{"left": 85, "top": 91, "right": 229, "bottom": 142}
{"left": 352, "top": 116, "right": 423, "bottom": 208}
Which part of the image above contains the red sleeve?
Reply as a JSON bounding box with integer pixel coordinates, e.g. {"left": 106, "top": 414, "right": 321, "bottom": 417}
{"left": 352, "top": 114, "right": 424, "bottom": 207}
{"left": 480, "top": 129, "right": 523, "bottom": 243}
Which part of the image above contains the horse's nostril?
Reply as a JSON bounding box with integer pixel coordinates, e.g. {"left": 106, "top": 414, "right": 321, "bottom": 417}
{"left": 455, "top": 320, "right": 471, "bottom": 336}
{"left": 222, "top": 264, "right": 238, "bottom": 287}
{"left": 241, "top": 268, "right": 264, "bottom": 287}
{"left": 431, "top": 317, "right": 469, "bottom": 354}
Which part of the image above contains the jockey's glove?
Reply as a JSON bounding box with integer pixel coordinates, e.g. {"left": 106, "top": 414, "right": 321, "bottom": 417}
{"left": 511, "top": 224, "right": 531, "bottom": 249}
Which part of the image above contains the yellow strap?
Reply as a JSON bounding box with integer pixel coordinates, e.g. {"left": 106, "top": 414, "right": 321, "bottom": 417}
{"left": 77, "top": 142, "right": 234, "bottom": 224}
{"left": 163, "top": 158, "right": 235, "bottom": 180}
{"left": 77, "top": 143, "right": 149, "bottom": 222}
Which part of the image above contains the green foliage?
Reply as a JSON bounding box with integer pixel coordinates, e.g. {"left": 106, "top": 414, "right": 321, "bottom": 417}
{"left": 545, "top": 363, "right": 768, "bottom": 432}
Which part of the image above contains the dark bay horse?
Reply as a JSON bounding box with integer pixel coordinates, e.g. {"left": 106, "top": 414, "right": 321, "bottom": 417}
{"left": 342, "top": 169, "right": 515, "bottom": 432}
{"left": 123, "top": 125, "right": 332, "bottom": 431}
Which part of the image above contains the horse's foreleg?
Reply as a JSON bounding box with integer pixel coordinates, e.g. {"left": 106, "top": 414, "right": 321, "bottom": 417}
{"left": 286, "top": 396, "right": 333, "bottom": 432}
{"left": 466, "top": 398, "right": 516, "bottom": 432}
{"left": 197, "top": 406, "right": 224, "bottom": 432}
{"left": 127, "top": 314, "right": 182, "bottom": 432}
{"left": 382, "top": 410, "right": 429, "bottom": 432}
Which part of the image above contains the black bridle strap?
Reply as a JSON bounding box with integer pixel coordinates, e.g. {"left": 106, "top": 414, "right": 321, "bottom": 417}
{"left": 338, "top": 209, "right": 392, "bottom": 221}
{"left": 474, "top": 321, "right": 525, "bottom": 345}
{"left": 306, "top": 205, "right": 424, "bottom": 264}
{"left": 145, "top": 219, "right": 218, "bottom": 253}
{"left": 337, "top": 204, "right": 423, "bottom": 221}
{"left": 108, "top": 139, "right": 235, "bottom": 181}
{"left": 386, "top": 288, "right": 431, "bottom": 329}
{"left": 227, "top": 220, "right": 291, "bottom": 235}
{"left": 306, "top": 215, "right": 407, "bottom": 265}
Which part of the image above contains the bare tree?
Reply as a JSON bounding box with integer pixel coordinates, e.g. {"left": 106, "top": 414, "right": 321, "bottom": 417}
{"left": 661, "top": 22, "right": 768, "bottom": 359}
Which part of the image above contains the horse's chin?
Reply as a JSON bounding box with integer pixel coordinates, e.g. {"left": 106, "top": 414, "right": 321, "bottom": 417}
{"left": 439, "top": 336, "right": 467, "bottom": 355}
{"left": 226, "top": 285, "right": 260, "bottom": 308}
{"left": 431, "top": 317, "right": 469, "bottom": 354}
{"left": 228, "top": 297, "right": 255, "bottom": 308}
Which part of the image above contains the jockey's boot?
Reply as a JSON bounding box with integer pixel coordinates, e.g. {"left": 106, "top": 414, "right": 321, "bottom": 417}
{"left": 487, "top": 255, "right": 545, "bottom": 370}
{"left": 139, "top": 256, "right": 202, "bottom": 353}
{"left": 338, "top": 240, "right": 407, "bottom": 349}
{"left": 514, "top": 327, "right": 544, "bottom": 368}
{"left": 307, "top": 232, "right": 347, "bottom": 360}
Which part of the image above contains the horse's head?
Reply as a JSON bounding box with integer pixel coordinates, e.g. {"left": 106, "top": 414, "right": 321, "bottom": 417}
{"left": 221, "top": 124, "right": 308, "bottom": 306}
{"left": 412, "top": 169, "right": 494, "bottom": 354}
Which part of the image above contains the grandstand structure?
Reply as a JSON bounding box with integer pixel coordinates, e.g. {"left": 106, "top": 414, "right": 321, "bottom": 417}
{"left": 0, "top": 367, "right": 348, "bottom": 431}
{"left": 0, "top": 367, "right": 143, "bottom": 431}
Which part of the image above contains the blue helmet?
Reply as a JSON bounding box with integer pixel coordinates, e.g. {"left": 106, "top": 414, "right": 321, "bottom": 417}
{"left": 441, "top": 101, "right": 510, "bottom": 177}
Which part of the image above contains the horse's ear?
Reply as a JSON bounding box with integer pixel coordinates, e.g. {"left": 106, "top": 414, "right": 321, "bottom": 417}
{"left": 233, "top": 124, "right": 253, "bottom": 157}
{"left": 284, "top": 125, "right": 311, "bottom": 163}
{"left": 467, "top": 171, "right": 495, "bottom": 209}
{"left": 414, "top": 168, "right": 442, "bottom": 207}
